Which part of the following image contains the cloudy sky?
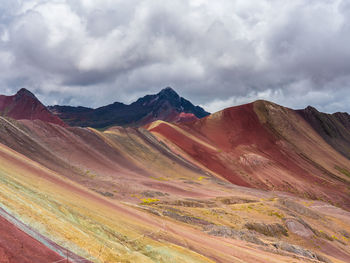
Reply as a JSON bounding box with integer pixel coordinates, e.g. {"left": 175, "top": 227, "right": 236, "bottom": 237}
{"left": 0, "top": 0, "right": 350, "bottom": 113}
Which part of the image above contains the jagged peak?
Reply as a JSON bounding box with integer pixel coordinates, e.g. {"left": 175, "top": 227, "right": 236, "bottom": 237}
{"left": 304, "top": 105, "right": 319, "bottom": 113}
{"left": 158, "top": 87, "right": 179, "bottom": 97}
{"left": 334, "top": 111, "right": 350, "bottom": 116}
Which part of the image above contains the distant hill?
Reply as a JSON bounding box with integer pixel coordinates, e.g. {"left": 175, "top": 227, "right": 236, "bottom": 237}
{"left": 0, "top": 88, "right": 66, "bottom": 126}
{"left": 48, "top": 87, "right": 209, "bottom": 128}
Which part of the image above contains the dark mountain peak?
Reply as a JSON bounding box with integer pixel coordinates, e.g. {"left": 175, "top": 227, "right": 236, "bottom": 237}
{"left": 136, "top": 87, "right": 181, "bottom": 106}
{"left": 158, "top": 87, "right": 179, "bottom": 98}
{"left": 153, "top": 87, "right": 209, "bottom": 118}
{"left": 15, "top": 88, "right": 37, "bottom": 99}
{"left": 304, "top": 105, "right": 318, "bottom": 112}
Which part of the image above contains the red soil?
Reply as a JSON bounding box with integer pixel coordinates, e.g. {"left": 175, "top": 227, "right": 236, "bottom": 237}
{"left": 188, "top": 103, "right": 322, "bottom": 184}
{"left": 149, "top": 103, "right": 310, "bottom": 187}
{"left": 149, "top": 121, "right": 251, "bottom": 186}
{"left": 0, "top": 89, "right": 66, "bottom": 126}
{"left": 0, "top": 215, "right": 63, "bottom": 263}
{"left": 148, "top": 102, "right": 350, "bottom": 208}
{"left": 173, "top": 112, "right": 198, "bottom": 123}
{"left": 188, "top": 102, "right": 277, "bottom": 149}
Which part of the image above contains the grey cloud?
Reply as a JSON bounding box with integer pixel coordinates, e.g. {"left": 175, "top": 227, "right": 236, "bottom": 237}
{"left": 0, "top": 0, "right": 349, "bottom": 113}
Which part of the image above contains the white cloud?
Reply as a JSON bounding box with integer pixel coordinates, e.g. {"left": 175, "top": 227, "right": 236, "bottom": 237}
{"left": 0, "top": 0, "right": 349, "bottom": 113}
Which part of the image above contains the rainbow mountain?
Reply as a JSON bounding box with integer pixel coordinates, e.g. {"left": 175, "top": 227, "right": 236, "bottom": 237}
{"left": 1, "top": 88, "right": 350, "bottom": 263}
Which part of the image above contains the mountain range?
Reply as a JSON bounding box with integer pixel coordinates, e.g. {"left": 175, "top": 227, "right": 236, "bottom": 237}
{"left": 1, "top": 88, "right": 350, "bottom": 263}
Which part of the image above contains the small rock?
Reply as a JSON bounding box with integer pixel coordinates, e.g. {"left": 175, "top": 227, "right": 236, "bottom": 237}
{"left": 284, "top": 218, "right": 314, "bottom": 238}
{"left": 245, "top": 222, "right": 288, "bottom": 237}
{"left": 204, "top": 225, "right": 267, "bottom": 246}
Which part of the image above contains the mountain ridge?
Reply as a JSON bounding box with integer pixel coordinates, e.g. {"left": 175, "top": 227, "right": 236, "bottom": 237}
{"left": 48, "top": 87, "right": 209, "bottom": 128}
{"left": 297, "top": 106, "right": 350, "bottom": 159}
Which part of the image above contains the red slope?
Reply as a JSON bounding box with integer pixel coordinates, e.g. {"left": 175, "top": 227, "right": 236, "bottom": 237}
{"left": 173, "top": 112, "right": 199, "bottom": 123}
{"left": 138, "top": 107, "right": 199, "bottom": 126}
{"left": 148, "top": 101, "right": 350, "bottom": 209}
{"left": 147, "top": 120, "right": 250, "bottom": 186}
{"left": 0, "top": 89, "right": 66, "bottom": 127}
{"left": 0, "top": 215, "right": 64, "bottom": 263}
{"left": 183, "top": 102, "right": 313, "bottom": 182}
{"left": 188, "top": 102, "right": 276, "bottom": 149}
{"left": 149, "top": 102, "right": 305, "bottom": 187}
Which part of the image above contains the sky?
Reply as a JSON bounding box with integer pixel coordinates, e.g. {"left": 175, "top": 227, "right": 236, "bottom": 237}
{"left": 0, "top": 0, "right": 350, "bottom": 113}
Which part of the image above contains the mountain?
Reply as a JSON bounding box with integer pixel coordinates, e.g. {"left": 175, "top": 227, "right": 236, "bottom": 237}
{"left": 147, "top": 100, "right": 350, "bottom": 208}
{"left": 48, "top": 87, "right": 209, "bottom": 128}
{"left": 1, "top": 98, "right": 350, "bottom": 262}
{"left": 297, "top": 106, "right": 350, "bottom": 159}
{"left": 0, "top": 88, "right": 66, "bottom": 127}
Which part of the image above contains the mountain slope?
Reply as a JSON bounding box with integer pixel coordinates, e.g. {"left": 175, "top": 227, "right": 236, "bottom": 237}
{"left": 49, "top": 87, "right": 209, "bottom": 128}
{"left": 298, "top": 106, "right": 350, "bottom": 159}
{"left": 0, "top": 89, "right": 66, "bottom": 127}
{"left": 1, "top": 118, "right": 339, "bottom": 263}
{"left": 0, "top": 211, "right": 64, "bottom": 263}
{"left": 147, "top": 100, "right": 350, "bottom": 209}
